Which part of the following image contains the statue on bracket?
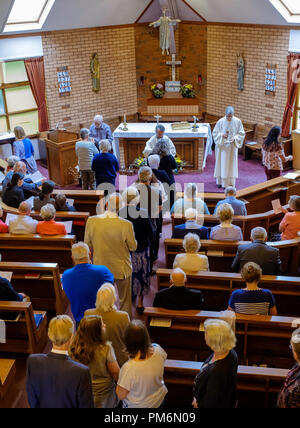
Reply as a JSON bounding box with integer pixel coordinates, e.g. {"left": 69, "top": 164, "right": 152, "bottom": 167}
{"left": 90, "top": 53, "right": 100, "bottom": 93}
{"left": 237, "top": 53, "right": 245, "bottom": 91}
{"left": 149, "top": 9, "right": 181, "bottom": 55}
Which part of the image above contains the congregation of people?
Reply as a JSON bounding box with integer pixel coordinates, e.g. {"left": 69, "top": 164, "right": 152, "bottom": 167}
{"left": 1, "top": 116, "right": 300, "bottom": 409}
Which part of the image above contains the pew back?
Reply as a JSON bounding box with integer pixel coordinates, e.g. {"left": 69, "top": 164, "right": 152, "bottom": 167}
{"left": 52, "top": 190, "right": 105, "bottom": 216}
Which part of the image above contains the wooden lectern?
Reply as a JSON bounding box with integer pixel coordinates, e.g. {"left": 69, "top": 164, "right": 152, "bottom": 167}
{"left": 292, "top": 130, "right": 300, "bottom": 170}
{"left": 44, "top": 130, "right": 79, "bottom": 187}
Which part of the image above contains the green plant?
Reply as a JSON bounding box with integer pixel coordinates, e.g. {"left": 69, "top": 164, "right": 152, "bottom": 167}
{"left": 180, "top": 83, "right": 196, "bottom": 98}
{"left": 151, "top": 83, "right": 165, "bottom": 99}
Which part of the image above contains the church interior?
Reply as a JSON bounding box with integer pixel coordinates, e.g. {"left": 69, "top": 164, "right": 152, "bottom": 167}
{"left": 0, "top": 0, "right": 300, "bottom": 410}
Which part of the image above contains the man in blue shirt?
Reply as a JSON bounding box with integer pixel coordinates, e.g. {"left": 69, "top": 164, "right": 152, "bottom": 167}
{"left": 172, "top": 208, "right": 209, "bottom": 240}
{"left": 62, "top": 242, "right": 114, "bottom": 326}
{"left": 214, "top": 186, "right": 247, "bottom": 216}
{"left": 89, "top": 114, "right": 113, "bottom": 149}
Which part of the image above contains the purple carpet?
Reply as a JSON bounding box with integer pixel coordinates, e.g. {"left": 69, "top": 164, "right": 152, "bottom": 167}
{"left": 38, "top": 153, "right": 272, "bottom": 193}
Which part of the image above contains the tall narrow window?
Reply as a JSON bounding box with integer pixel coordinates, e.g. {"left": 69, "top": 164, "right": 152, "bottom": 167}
{"left": 3, "top": 0, "right": 55, "bottom": 32}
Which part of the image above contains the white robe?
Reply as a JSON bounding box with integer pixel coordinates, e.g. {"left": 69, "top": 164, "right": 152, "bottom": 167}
{"left": 143, "top": 135, "right": 176, "bottom": 158}
{"left": 213, "top": 116, "right": 245, "bottom": 184}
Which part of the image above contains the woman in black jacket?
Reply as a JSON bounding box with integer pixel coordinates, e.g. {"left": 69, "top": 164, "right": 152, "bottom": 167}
{"left": 2, "top": 172, "right": 25, "bottom": 209}
{"left": 193, "top": 318, "right": 238, "bottom": 408}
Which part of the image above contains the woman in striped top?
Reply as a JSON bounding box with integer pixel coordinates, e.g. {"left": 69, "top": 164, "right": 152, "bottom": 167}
{"left": 228, "top": 262, "right": 277, "bottom": 316}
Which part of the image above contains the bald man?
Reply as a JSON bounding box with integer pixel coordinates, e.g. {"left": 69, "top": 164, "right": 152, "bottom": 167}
{"left": 153, "top": 268, "right": 204, "bottom": 310}
{"left": 9, "top": 201, "right": 38, "bottom": 235}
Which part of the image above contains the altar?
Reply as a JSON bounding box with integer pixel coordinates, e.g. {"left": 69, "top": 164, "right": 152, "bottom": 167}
{"left": 113, "top": 122, "right": 212, "bottom": 171}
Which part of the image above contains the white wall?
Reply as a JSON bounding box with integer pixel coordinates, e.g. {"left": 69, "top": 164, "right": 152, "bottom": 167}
{"left": 289, "top": 30, "right": 300, "bottom": 53}
{"left": 0, "top": 36, "right": 43, "bottom": 61}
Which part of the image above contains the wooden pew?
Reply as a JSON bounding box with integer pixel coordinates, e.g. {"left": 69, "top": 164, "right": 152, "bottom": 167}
{"left": 0, "top": 301, "right": 48, "bottom": 354}
{"left": 171, "top": 206, "right": 286, "bottom": 240}
{"left": 144, "top": 308, "right": 298, "bottom": 369}
{"left": 0, "top": 234, "right": 76, "bottom": 272}
{"left": 2, "top": 209, "right": 89, "bottom": 242}
{"left": 0, "top": 262, "right": 68, "bottom": 315}
{"left": 164, "top": 359, "right": 287, "bottom": 408}
{"left": 52, "top": 189, "right": 105, "bottom": 216}
{"left": 0, "top": 359, "right": 16, "bottom": 403}
{"left": 164, "top": 237, "right": 300, "bottom": 275}
{"left": 156, "top": 269, "right": 300, "bottom": 317}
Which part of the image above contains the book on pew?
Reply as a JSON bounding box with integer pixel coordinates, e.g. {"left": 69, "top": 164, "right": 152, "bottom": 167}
{"left": 0, "top": 271, "right": 13, "bottom": 282}
{"left": 24, "top": 273, "right": 40, "bottom": 279}
{"left": 283, "top": 170, "right": 300, "bottom": 180}
{"left": 34, "top": 314, "right": 43, "bottom": 329}
{"left": 207, "top": 250, "right": 224, "bottom": 257}
{"left": 150, "top": 318, "right": 172, "bottom": 328}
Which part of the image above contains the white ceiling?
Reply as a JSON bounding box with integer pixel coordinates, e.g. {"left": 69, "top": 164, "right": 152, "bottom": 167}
{"left": 0, "top": 0, "right": 299, "bottom": 36}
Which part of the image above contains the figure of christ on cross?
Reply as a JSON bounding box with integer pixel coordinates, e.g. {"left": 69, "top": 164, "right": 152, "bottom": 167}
{"left": 166, "top": 54, "right": 181, "bottom": 82}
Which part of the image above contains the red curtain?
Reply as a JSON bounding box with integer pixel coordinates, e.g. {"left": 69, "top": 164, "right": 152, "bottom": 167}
{"left": 25, "top": 57, "right": 49, "bottom": 132}
{"left": 281, "top": 53, "right": 300, "bottom": 137}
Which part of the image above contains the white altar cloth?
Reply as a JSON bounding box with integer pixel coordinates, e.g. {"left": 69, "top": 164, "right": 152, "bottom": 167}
{"left": 112, "top": 122, "right": 213, "bottom": 169}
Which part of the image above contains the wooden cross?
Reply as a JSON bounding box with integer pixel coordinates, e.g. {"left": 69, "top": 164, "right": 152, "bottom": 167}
{"left": 166, "top": 54, "right": 181, "bottom": 81}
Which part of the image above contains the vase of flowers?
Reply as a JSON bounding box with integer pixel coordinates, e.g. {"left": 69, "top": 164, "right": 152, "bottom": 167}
{"left": 151, "top": 83, "right": 165, "bottom": 99}
{"left": 180, "top": 84, "right": 196, "bottom": 98}
{"left": 132, "top": 157, "right": 147, "bottom": 170}
{"left": 174, "top": 155, "right": 188, "bottom": 174}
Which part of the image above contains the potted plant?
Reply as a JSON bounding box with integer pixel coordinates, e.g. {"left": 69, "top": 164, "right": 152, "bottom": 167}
{"left": 151, "top": 83, "right": 165, "bottom": 99}
{"left": 174, "top": 155, "right": 188, "bottom": 174}
{"left": 180, "top": 84, "right": 196, "bottom": 98}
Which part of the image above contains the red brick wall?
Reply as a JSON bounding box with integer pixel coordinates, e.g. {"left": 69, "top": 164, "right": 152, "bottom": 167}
{"left": 42, "top": 27, "right": 138, "bottom": 130}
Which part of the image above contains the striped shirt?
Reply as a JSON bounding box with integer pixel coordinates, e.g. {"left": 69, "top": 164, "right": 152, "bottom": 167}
{"left": 229, "top": 289, "right": 275, "bottom": 315}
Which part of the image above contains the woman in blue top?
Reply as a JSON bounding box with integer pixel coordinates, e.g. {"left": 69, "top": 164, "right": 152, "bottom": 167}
{"left": 228, "top": 262, "right": 277, "bottom": 316}
{"left": 13, "top": 126, "right": 37, "bottom": 174}
{"left": 92, "top": 139, "right": 119, "bottom": 188}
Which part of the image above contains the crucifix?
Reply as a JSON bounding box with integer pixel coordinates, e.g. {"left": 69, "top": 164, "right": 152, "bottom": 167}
{"left": 154, "top": 114, "right": 162, "bottom": 124}
{"left": 166, "top": 54, "right": 181, "bottom": 82}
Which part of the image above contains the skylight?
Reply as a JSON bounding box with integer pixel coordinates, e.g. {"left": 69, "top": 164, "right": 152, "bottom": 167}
{"left": 3, "top": 0, "right": 55, "bottom": 32}
{"left": 269, "top": 0, "right": 300, "bottom": 23}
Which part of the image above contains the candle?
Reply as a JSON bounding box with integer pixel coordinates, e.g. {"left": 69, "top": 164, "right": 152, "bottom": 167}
{"left": 124, "top": 114, "right": 126, "bottom": 123}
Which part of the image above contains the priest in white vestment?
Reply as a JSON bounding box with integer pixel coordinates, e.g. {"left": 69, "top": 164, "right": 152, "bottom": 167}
{"left": 213, "top": 106, "right": 245, "bottom": 188}
{"left": 143, "top": 124, "right": 176, "bottom": 158}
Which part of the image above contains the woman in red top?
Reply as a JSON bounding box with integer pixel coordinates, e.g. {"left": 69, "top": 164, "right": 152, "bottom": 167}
{"left": 279, "top": 195, "right": 300, "bottom": 241}
{"left": 37, "top": 204, "right": 67, "bottom": 236}
{"left": 262, "top": 126, "right": 293, "bottom": 181}
{"left": 0, "top": 207, "right": 8, "bottom": 233}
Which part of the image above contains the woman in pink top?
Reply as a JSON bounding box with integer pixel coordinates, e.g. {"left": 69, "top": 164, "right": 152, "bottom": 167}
{"left": 37, "top": 204, "right": 67, "bottom": 236}
{"left": 262, "top": 126, "right": 293, "bottom": 181}
{"left": 279, "top": 196, "right": 300, "bottom": 241}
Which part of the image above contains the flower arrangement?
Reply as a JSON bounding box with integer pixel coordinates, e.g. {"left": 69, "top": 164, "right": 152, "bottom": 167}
{"left": 151, "top": 83, "right": 165, "bottom": 99}
{"left": 180, "top": 83, "right": 196, "bottom": 98}
{"left": 174, "top": 155, "right": 188, "bottom": 174}
{"left": 132, "top": 157, "right": 147, "bottom": 169}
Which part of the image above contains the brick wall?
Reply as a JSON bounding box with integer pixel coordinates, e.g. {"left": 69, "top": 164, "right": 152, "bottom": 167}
{"left": 207, "top": 25, "right": 290, "bottom": 127}
{"left": 135, "top": 23, "right": 207, "bottom": 113}
{"left": 42, "top": 27, "right": 138, "bottom": 130}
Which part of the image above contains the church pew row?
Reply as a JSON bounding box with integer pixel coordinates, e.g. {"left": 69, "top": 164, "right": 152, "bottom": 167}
{"left": 52, "top": 189, "right": 105, "bottom": 216}
{"left": 0, "top": 234, "right": 76, "bottom": 272}
{"left": 0, "top": 359, "right": 16, "bottom": 407}
{"left": 171, "top": 206, "right": 286, "bottom": 240}
{"left": 164, "top": 237, "right": 300, "bottom": 276}
{"left": 0, "top": 302, "right": 48, "bottom": 354}
{"left": 0, "top": 262, "right": 68, "bottom": 315}
{"left": 177, "top": 176, "right": 300, "bottom": 215}
{"left": 2, "top": 208, "right": 90, "bottom": 242}
{"left": 144, "top": 308, "right": 299, "bottom": 369}
{"left": 156, "top": 269, "right": 300, "bottom": 317}
{"left": 164, "top": 359, "right": 287, "bottom": 408}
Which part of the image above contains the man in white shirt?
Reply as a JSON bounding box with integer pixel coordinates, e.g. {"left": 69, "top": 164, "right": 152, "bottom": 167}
{"left": 9, "top": 201, "right": 37, "bottom": 234}
{"left": 143, "top": 124, "right": 176, "bottom": 158}
{"left": 84, "top": 193, "right": 137, "bottom": 318}
{"left": 213, "top": 106, "right": 245, "bottom": 189}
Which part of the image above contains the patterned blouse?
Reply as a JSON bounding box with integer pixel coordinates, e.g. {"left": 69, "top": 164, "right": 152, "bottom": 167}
{"left": 262, "top": 147, "right": 289, "bottom": 171}
{"left": 277, "top": 364, "right": 300, "bottom": 408}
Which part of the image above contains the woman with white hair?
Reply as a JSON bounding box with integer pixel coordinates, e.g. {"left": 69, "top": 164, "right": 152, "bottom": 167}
{"left": 210, "top": 203, "right": 243, "bottom": 241}
{"left": 75, "top": 128, "right": 98, "bottom": 190}
{"left": 37, "top": 204, "right": 67, "bottom": 235}
{"left": 119, "top": 187, "right": 155, "bottom": 314}
{"left": 171, "top": 183, "right": 210, "bottom": 216}
{"left": 92, "top": 139, "right": 119, "bottom": 188}
{"left": 193, "top": 318, "right": 238, "bottom": 408}
{"left": 173, "top": 232, "right": 209, "bottom": 274}
{"left": 85, "top": 283, "right": 130, "bottom": 367}
{"left": 277, "top": 328, "right": 300, "bottom": 408}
